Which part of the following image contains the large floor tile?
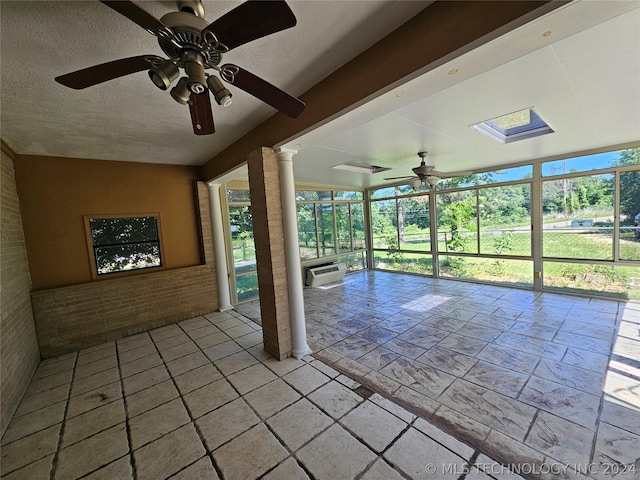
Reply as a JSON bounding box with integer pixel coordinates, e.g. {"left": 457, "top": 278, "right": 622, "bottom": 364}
{"left": 183, "top": 378, "right": 239, "bottom": 419}
{"left": 282, "top": 364, "right": 330, "bottom": 395}
{"left": 133, "top": 423, "right": 205, "bottom": 480}
{"left": 297, "top": 424, "right": 377, "bottom": 480}
{"left": 340, "top": 400, "right": 407, "bottom": 452}
{"left": 243, "top": 378, "right": 301, "bottom": 419}
{"left": 1, "top": 401, "right": 66, "bottom": 445}
{"left": 267, "top": 398, "right": 333, "bottom": 451}
{"left": 0, "top": 425, "right": 60, "bottom": 475}
{"left": 213, "top": 423, "right": 288, "bottom": 480}
{"left": 61, "top": 399, "right": 125, "bottom": 447}
{"left": 439, "top": 379, "right": 536, "bottom": 441}
{"left": 129, "top": 398, "right": 190, "bottom": 449}
{"left": 384, "top": 427, "right": 467, "bottom": 479}
{"left": 308, "top": 380, "right": 363, "bottom": 419}
{"left": 55, "top": 424, "right": 129, "bottom": 480}
{"left": 196, "top": 398, "right": 260, "bottom": 451}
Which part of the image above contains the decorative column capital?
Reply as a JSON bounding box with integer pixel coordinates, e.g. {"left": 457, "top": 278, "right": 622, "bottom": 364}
{"left": 274, "top": 147, "right": 298, "bottom": 163}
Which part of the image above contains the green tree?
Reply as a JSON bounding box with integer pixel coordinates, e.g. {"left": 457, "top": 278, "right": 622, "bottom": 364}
{"left": 612, "top": 148, "right": 640, "bottom": 219}
{"left": 441, "top": 197, "right": 476, "bottom": 251}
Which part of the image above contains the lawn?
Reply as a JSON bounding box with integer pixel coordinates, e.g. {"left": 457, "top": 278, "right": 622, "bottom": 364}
{"left": 373, "top": 230, "right": 640, "bottom": 300}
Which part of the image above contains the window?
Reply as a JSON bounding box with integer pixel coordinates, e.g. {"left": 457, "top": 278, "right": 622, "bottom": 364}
{"left": 85, "top": 215, "right": 162, "bottom": 277}
{"left": 227, "top": 188, "right": 259, "bottom": 303}
{"left": 296, "top": 189, "right": 365, "bottom": 266}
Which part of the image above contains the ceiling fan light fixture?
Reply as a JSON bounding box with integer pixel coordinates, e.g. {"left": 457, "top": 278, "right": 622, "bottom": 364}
{"left": 170, "top": 77, "right": 191, "bottom": 104}
{"left": 185, "top": 59, "right": 207, "bottom": 95}
{"left": 426, "top": 175, "right": 440, "bottom": 189}
{"left": 148, "top": 60, "right": 179, "bottom": 90}
{"left": 409, "top": 178, "right": 422, "bottom": 190}
{"left": 207, "top": 76, "right": 232, "bottom": 107}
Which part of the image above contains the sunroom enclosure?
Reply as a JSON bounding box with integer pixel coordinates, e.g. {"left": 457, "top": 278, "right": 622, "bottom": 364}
{"left": 368, "top": 147, "right": 640, "bottom": 300}
{"left": 224, "top": 147, "right": 640, "bottom": 304}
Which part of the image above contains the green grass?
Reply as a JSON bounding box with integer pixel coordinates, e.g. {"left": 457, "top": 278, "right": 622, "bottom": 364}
{"left": 372, "top": 230, "right": 640, "bottom": 299}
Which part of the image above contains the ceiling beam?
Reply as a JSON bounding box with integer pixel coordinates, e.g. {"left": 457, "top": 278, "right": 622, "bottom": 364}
{"left": 201, "top": 1, "right": 567, "bottom": 182}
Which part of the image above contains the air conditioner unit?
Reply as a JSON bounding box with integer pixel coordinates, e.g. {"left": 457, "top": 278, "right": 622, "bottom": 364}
{"left": 305, "top": 263, "right": 347, "bottom": 287}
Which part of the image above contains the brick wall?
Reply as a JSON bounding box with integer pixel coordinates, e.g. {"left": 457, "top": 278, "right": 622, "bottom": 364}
{"left": 247, "top": 148, "right": 292, "bottom": 359}
{"left": 30, "top": 181, "right": 219, "bottom": 358}
{"left": 32, "top": 265, "right": 216, "bottom": 358}
{"left": 1, "top": 144, "right": 41, "bottom": 436}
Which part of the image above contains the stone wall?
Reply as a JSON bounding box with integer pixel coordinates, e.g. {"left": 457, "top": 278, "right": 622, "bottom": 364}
{"left": 1, "top": 144, "right": 41, "bottom": 435}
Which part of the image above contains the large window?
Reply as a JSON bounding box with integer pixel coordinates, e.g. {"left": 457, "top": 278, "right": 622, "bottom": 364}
{"left": 85, "top": 215, "right": 162, "bottom": 277}
{"left": 296, "top": 189, "right": 365, "bottom": 270}
{"left": 435, "top": 168, "right": 533, "bottom": 287}
{"left": 228, "top": 189, "right": 258, "bottom": 302}
{"left": 437, "top": 189, "right": 478, "bottom": 254}
{"left": 370, "top": 188, "right": 433, "bottom": 275}
{"left": 542, "top": 173, "right": 614, "bottom": 260}
{"left": 541, "top": 148, "right": 640, "bottom": 299}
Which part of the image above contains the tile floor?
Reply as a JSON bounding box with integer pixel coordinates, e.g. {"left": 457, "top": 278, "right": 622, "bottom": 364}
{"left": 237, "top": 271, "right": 640, "bottom": 480}
{"left": 3, "top": 307, "right": 527, "bottom": 480}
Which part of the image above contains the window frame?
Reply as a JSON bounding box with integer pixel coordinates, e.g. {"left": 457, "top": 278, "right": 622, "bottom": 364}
{"left": 83, "top": 213, "right": 166, "bottom": 280}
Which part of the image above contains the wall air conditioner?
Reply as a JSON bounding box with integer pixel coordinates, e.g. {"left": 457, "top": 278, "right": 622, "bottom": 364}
{"left": 305, "top": 263, "right": 347, "bottom": 287}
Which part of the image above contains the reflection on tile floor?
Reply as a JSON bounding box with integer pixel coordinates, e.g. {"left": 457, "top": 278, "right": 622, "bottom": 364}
{"left": 238, "top": 271, "right": 640, "bottom": 480}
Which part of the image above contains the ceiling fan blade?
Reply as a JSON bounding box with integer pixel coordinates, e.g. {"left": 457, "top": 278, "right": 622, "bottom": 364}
{"left": 203, "top": 1, "right": 297, "bottom": 51}
{"left": 100, "top": 1, "right": 168, "bottom": 36}
{"left": 384, "top": 176, "right": 416, "bottom": 181}
{"left": 55, "top": 55, "right": 161, "bottom": 89}
{"left": 221, "top": 64, "right": 305, "bottom": 118}
{"left": 188, "top": 93, "right": 215, "bottom": 135}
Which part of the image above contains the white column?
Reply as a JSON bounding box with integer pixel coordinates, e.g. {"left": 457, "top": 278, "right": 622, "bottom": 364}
{"left": 208, "top": 183, "right": 233, "bottom": 311}
{"left": 275, "top": 147, "right": 312, "bottom": 358}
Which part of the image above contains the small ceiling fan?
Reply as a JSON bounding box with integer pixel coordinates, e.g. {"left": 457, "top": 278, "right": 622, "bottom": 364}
{"left": 384, "top": 151, "right": 474, "bottom": 189}
{"left": 55, "top": 0, "right": 306, "bottom": 135}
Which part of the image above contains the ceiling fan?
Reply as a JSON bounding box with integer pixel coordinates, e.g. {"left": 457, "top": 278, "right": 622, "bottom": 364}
{"left": 384, "top": 151, "right": 474, "bottom": 189}
{"left": 55, "top": 0, "right": 306, "bottom": 135}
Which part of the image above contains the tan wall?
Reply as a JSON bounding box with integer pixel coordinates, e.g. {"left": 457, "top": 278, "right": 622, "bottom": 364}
{"left": 14, "top": 155, "right": 203, "bottom": 290}
{"left": 30, "top": 182, "right": 218, "bottom": 358}
{"left": 1, "top": 143, "right": 41, "bottom": 436}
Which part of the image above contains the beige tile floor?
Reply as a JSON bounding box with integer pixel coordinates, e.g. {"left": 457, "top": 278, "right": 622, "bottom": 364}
{"left": 2, "top": 307, "right": 527, "bottom": 480}
{"left": 237, "top": 271, "right": 640, "bottom": 480}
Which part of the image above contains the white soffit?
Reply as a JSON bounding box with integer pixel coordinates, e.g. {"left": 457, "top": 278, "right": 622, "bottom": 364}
{"left": 282, "top": 1, "right": 640, "bottom": 189}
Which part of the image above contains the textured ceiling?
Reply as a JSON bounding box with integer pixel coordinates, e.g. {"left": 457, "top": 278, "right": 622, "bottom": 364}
{"left": 0, "top": 0, "right": 428, "bottom": 165}
{"left": 3, "top": 1, "right": 639, "bottom": 190}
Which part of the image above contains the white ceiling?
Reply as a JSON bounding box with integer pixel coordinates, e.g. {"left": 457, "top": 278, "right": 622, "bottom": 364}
{"left": 0, "top": 0, "right": 428, "bottom": 165}
{"left": 280, "top": 0, "right": 640, "bottom": 189}
{"left": 2, "top": 1, "right": 639, "bottom": 191}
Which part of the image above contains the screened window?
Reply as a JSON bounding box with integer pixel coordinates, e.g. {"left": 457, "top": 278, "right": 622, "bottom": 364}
{"left": 437, "top": 190, "right": 478, "bottom": 254}
{"left": 478, "top": 184, "right": 531, "bottom": 256}
{"left": 297, "top": 203, "right": 318, "bottom": 259}
{"left": 86, "top": 215, "right": 162, "bottom": 276}
{"left": 296, "top": 189, "right": 365, "bottom": 265}
{"left": 542, "top": 174, "right": 614, "bottom": 260}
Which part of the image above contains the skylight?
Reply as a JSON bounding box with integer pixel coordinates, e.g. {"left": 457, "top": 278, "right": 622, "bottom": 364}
{"left": 331, "top": 162, "right": 391, "bottom": 174}
{"left": 473, "top": 108, "right": 553, "bottom": 144}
